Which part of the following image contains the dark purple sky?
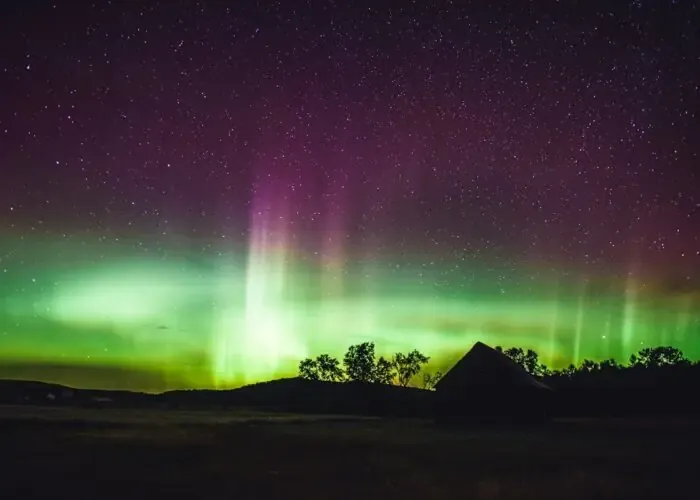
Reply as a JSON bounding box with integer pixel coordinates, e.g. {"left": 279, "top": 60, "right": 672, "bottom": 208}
{"left": 1, "top": 0, "right": 698, "bottom": 280}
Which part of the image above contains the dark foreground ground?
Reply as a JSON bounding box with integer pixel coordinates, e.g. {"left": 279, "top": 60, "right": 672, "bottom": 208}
{"left": 2, "top": 406, "right": 698, "bottom": 500}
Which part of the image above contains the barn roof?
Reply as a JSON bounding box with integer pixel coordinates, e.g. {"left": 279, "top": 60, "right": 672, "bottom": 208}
{"left": 435, "top": 341, "right": 552, "bottom": 392}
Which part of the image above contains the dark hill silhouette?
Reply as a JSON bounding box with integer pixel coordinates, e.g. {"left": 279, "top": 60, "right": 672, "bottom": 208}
{"left": 0, "top": 377, "right": 434, "bottom": 417}
{"left": 0, "top": 379, "right": 153, "bottom": 407}
{"left": 546, "top": 362, "right": 700, "bottom": 417}
{"left": 162, "top": 377, "right": 434, "bottom": 417}
{"left": 2, "top": 342, "right": 699, "bottom": 420}
{"left": 0, "top": 379, "right": 74, "bottom": 404}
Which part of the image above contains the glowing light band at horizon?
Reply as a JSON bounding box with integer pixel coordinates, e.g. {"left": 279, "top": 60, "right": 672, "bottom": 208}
{"left": 0, "top": 232, "right": 698, "bottom": 392}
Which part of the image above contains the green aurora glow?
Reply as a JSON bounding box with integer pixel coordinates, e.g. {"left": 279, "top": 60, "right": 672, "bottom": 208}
{"left": 1, "top": 236, "right": 698, "bottom": 392}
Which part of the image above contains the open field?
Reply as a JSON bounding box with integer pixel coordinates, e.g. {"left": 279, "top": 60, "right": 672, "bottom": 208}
{"left": 2, "top": 406, "right": 699, "bottom": 499}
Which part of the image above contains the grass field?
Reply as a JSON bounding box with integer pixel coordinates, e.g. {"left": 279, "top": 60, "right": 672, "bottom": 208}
{"left": 2, "top": 405, "right": 698, "bottom": 499}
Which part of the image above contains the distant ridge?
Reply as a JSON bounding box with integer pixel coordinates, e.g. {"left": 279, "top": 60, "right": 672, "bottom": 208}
{"left": 0, "top": 377, "right": 435, "bottom": 417}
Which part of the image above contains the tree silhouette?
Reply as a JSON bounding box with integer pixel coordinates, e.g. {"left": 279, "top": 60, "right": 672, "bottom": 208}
{"left": 343, "top": 342, "right": 377, "bottom": 383}
{"left": 498, "top": 346, "right": 547, "bottom": 377}
{"left": 524, "top": 349, "right": 546, "bottom": 377}
{"left": 561, "top": 364, "right": 578, "bottom": 378}
{"left": 298, "top": 358, "right": 320, "bottom": 380}
{"left": 599, "top": 359, "right": 622, "bottom": 371}
{"left": 374, "top": 356, "right": 395, "bottom": 384}
{"left": 299, "top": 343, "right": 434, "bottom": 385}
{"left": 298, "top": 354, "right": 344, "bottom": 381}
{"left": 422, "top": 370, "right": 443, "bottom": 390}
{"left": 393, "top": 349, "right": 430, "bottom": 387}
{"left": 501, "top": 347, "right": 524, "bottom": 365}
{"left": 579, "top": 359, "right": 600, "bottom": 373}
{"left": 316, "top": 354, "right": 345, "bottom": 382}
{"left": 631, "top": 346, "right": 689, "bottom": 368}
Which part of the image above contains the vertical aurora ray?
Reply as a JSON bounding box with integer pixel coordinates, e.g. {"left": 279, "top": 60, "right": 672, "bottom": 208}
{"left": 547, "top": 287, "right": 560, "bottom": 367}
{"left": 674, "top": 296, "right": 693, "bottom": 345}
{"left": 602, "top": 317, "right": 612, "bottom": 359}
{"left": 318, "top": 196, "right": 348, "bottom": 343}
{"left": 621, "top": 275, "right": 638, "bottom": 360}
{"left": 212, "top": 180, "right": 309, "bottom": 386}
{"left": 242, "top": 213, "right": 298, "bottom": 380}
{"left": 211, "top": 258, "right": 240, "bottom": 385}
{"left": 573, "top": 283, "right": 586, "bottom": 367}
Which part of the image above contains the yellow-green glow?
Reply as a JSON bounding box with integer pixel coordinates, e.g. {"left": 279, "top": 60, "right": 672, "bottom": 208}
{"left": 0, "top": 236, "right": 699, "bottom": 392}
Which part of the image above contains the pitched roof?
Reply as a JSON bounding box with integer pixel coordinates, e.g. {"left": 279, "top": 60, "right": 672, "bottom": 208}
{"left": 435, "top": 341, "right": 552, "bottom": 392}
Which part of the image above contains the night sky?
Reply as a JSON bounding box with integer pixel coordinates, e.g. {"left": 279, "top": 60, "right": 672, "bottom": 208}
{"left": 1, "top": 1, "right": 698, "bottom": 392}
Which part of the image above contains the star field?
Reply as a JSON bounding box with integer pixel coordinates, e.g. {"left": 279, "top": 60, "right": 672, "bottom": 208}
{"left": 0, "top": 1, "right": 698, "bottom": 391}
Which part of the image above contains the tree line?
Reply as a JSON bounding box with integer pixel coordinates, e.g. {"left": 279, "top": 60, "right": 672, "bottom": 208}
{"left": 298, "top": 342, "right": 440, "bottom": 389}
{"left": 298, "top": 342, "right": 699, "bottom": 390}
{"left": 495, "top": 345, "right": 696, "bottom": 387}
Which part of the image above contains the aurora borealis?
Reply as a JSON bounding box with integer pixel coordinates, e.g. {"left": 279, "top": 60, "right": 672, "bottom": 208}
{"left": 0, "top": 1, "right": 699, "bottom": 392}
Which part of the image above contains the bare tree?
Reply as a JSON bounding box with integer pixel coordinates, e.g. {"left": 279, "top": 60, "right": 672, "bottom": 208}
{"left": 393, "top": 350, "right": 430, "bottom": 387}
